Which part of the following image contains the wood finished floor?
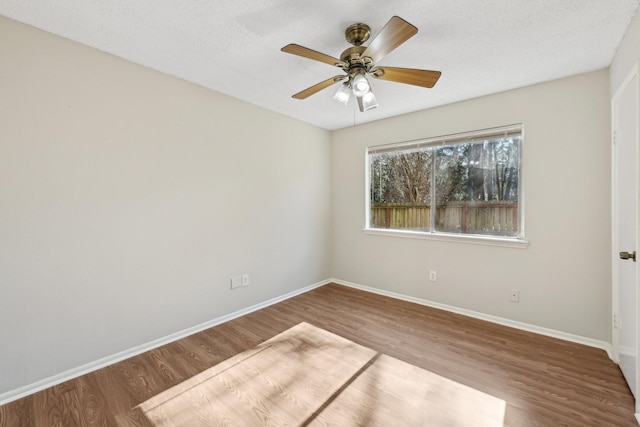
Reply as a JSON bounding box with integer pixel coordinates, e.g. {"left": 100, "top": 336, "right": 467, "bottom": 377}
{"left": 0, "top": 283, "right": 636, "bottom": 426}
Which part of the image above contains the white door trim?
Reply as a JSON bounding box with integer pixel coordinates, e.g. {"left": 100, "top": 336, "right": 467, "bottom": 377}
{"left": 611, "top": 60, "right": 640, "bottom": 416}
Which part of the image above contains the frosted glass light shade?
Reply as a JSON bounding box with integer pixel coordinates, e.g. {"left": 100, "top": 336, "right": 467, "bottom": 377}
{"left": 360, "top": 91, "right": 378, "bottom": 111}
{"left": 333, "top": 83, "right": 351, "bottom": 105}
{"left": 352, "top": 73, "right": 370, "bottom": 97}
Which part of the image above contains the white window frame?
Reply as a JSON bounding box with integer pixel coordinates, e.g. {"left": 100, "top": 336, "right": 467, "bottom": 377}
{"left": 364, "top": 124, "right": 528, "bottom": 248}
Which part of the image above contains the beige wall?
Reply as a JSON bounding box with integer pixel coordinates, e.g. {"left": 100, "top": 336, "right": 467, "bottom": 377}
{"left": 0, "top": 17, "right": 331, "bottom": 395}
{"left": 331, "top": 69, "right": 612, "bottom": 342}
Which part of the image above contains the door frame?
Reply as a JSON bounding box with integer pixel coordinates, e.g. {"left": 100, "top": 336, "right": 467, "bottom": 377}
{"left": 611, "top": 60, "right": 640, "bottom": 415}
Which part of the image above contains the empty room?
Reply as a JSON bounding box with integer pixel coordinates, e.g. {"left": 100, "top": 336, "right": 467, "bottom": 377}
{"left": 2, "top": 1, "right": 640, "bottom": 425}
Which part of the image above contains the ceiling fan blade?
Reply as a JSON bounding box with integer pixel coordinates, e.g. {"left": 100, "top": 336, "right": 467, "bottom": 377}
{"left": 361, "top": 16, "right": 417, "bottom": 64}
{"left": 281, "top": 44, "right": 347, "bottom": 68}
{"left": 371, "top": 67, "right": 441, "bottom": 88}
{"left": 292, "top": 75, "right": 346, "bottom": 99}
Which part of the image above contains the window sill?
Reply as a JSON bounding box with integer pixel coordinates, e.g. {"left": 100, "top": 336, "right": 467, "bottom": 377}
{"left": 363, "top": 228, "right": 529, "bottom": 249}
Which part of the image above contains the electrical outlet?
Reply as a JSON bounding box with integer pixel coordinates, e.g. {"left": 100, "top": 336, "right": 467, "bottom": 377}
{"left": 242, "top": 274, "right": 249, "bottom": 287}
{"left": 510, "top": 289, "right": 520, "bottom": 302}
{"left": 429, "top": 270, "right": 437, "bottom": 282}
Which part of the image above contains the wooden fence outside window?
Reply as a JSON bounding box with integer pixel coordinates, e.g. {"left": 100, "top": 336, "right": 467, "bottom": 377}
{"left": 370, "top": 201, "right": 519, "bottom": 236}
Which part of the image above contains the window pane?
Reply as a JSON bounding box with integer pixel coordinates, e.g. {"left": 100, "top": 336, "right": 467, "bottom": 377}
{"left": 367, "top": 125, "right": 523, "bottom": 240}
{"left": 369, "top": 148, "right": 432, "bottom": 231}
{"left": 435, "top": 137, "right": 521, "bottom": 236}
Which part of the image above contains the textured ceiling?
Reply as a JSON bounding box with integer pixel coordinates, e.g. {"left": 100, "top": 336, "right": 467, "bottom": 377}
{"left": 1, "top": 1, "right": 639, "bottom": 130}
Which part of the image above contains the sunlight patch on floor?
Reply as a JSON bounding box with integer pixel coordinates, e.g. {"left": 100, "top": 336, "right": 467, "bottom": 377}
{"left": 133, "top": 322, "right": 505, "bottom": 426}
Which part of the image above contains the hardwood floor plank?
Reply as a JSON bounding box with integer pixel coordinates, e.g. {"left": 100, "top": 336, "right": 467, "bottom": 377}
{"left": 32, "top": 382, "right": 82, "bottom": 427}
{"left": 0, "top": 283, "right": 636, "bottom": 426}
{"left": 71, "top": 375, "right": 113, "bottom": 427}
{"left": 0, "top": 396, "right": 33, "bottom": 427}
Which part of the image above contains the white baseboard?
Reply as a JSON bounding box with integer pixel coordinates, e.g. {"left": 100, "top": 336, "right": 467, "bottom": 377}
{"left": 0, "top": 279, "right": 330, "bottom": 406}
{"left": 1, "top": 277, "right": 614, "bottom": 406}
{"left": 330, "top": 278, "right": 614, "bottom": 359}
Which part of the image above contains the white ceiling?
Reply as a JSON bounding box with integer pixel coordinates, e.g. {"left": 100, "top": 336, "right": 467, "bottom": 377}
{"left": 1, "top": 1, "right": 639, "bottom": 130}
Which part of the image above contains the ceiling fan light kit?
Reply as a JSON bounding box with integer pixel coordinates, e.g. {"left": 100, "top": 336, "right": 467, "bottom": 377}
{"left": 351, "top": 70, "right": 371, "bottom": 97}
{"left": 333, "top": 83, "right": 352, "bottom": 105}
{"left": 281, "top": 16, "right": 441, "bottom": 113}
{"left": 359, "top": 91, "right": 379, "bottom": 111}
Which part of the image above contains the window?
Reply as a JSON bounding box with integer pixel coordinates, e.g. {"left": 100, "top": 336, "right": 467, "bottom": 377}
{"left": 367, "top": 124, "right": 523, "bottom": 241}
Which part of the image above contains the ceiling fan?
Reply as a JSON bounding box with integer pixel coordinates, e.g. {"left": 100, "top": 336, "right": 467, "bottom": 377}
{"left": 281, "top": 16, "right": 441, "bottom": 112}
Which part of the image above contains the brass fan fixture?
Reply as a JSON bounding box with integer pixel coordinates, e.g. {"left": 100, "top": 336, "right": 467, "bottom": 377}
{"left": 281, "top": 16, "right": 441, "bottom": 112}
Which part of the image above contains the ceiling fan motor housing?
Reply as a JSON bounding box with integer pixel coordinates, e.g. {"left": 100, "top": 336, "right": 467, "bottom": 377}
{"left": 340, "top": 46, "right": 371, "bottom": 68}
{"left": 339, "top": 45, "right": 375, "bottom": 91}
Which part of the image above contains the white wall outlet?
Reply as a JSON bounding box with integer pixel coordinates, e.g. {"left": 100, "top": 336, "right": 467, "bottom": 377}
{"left": 230, "top": 276, "right": 242, "bottom": 289}
{"left": 429, "top": 270, "right": 437, "bottom": 282}
{"left": 510, "top": 289, "right": 520, "bottom": 302}
{"left": 242, "top": 274, "right": 249, "bottom": 287}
